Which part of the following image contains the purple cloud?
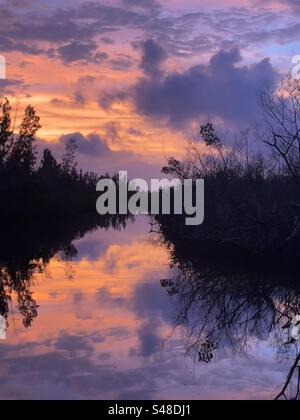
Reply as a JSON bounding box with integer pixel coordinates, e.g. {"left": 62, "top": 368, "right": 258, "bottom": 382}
{"left": 59, "top": 133, "right": 111, "bottom": 157}
{"left": 139, "top": 39, "right": 167, "bottom": 80}
{"left": 56, "top": 42, "right": 108, "bottom": 64}
{"left": 131, "top": 44, "right": 278, "bottom": 127}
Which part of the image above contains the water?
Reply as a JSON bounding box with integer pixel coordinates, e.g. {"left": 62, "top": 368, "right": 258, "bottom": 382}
{"left": 0, "top": 217, "right": 298, "bottom": 400}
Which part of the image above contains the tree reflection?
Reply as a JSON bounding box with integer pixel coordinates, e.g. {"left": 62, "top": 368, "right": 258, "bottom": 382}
{"left": 0, "top": 213, "right": 131, "bottom": 329}
{"left": 158, "top": 228, "right": 300, "bottom": 400}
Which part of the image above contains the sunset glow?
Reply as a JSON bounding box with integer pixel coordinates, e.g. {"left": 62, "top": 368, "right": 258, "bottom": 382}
{"left": 1, "top": 0, "right": 299, "bottom": 177}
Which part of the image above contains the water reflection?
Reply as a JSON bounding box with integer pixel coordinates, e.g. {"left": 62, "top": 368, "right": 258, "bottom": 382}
{"left": 157, "top": 228, "right": 300, "bottom": 400}
{"left": 0, "top": 214, "right": 130, "bottom": 328}
{"left": 0, "top": 216, "right": 298, "bottom": 399}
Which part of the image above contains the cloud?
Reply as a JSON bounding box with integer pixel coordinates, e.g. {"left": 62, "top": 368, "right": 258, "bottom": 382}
{"left": 56, "top": 41, "right": 108, "bottom": 64}
{"left": 0, "top": 295, "right": 293, "bottom": 400}
{"left": 0, "top": 336, "right": 291, "bottom": 400}
{"left": 75, "top": 3, "right": 151, "bottom": 26}
{"left": 78, "top": 75, "right": 96, "bottom": 84}
{"left": 96, "top": 288, "right": 127, "bottom": 307}
{"left": 258, "top": 0, "right": 300, "bottom": 13}
{"left": 72, "top": 291, "right": 84, "bottom": 305}
{"left": 0, "top": 1, "right": 297, "bottom": 64}
{"left": 135, "top": 319, "right": 162, "bottom": 358}
{"left": 0, "top": 35, "right": 42, "bottom": 55}
{"left": 108, "top": 56, "right": 134, "bottom": 71}
{"left": 0, "top": 78, "right": 23, "bottom": 88}
{"left": 238, "top": 21, "right": 300, "bottom": 46}
{"left": 37, "top": 128, "right": 163, "bottom": 181}
{"left": 51, "top": 91, "right": 87, "bottom": 108}
{"left": 36, "top": 132, "right": 113, "bottom": 171}
{"left": 99, "top": 91, "right": 129, "bottom": 110}
{"left": 121, "top": 0, "right": 161, "bottom": 10}
{"left": 0, "top": 2, "right": 156, "bottom": 60}
{"left": 131, "top": 45, "right": 278, "bottom": 127}
{"left": 139, "top": 39, "right": 167, "bottom": 80}
{"left": 55, "top": 331, "right": 105, "bottom": 356}
{"left": 284, "top": 0, "right": 300, "bottom": 11}
{"left": 131, "top": 282, "right": 173, "bottom": 358}
{"left": 12, "top": 17, "right": 97, "bottom": 44}
{"left": 101, "top": 37, "right": 115, "bottom": 45}
{"left": 57, "top": 42, "right": 97, "bottom": 63}
{"left": 74, "top": 238, "right": 109, "bottom": 260}
{"left": 59, "top": 133, "right": 111, "bottom": 157}
{"left": 73, "top": 91, "right": 86, "bottom": 107}
{"left": 0, "top": 78, "right": 24, "bottom": 95}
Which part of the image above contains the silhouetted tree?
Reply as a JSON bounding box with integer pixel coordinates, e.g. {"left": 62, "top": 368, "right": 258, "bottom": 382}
{"left": 200, "top": 122, "right": 222, "bottom": 149}
{"left": 160, "top": 76, "right": 300, "bottom": 256}
{"left": 0, "top": 99, "right": 114, "bottom": 220}
{"left": 257, "top": 76, "right": 300, "bottom": 184}
{"left": 0, "top": 209, "right": 131, "bottom": 328}
{"left": 38, "top": 148, "right": 59, "bottom": 176}
{"left": 62, "top": 137, "right": 78, "bottom": 175}
{"left": 0, "top": 98, "right": 12, "bottom": 167}
{"left": 8, "top": 104, "right": 41, "bottom": 173}
{"left": 0, "top": 97, "right": 133, "bottom": 330}
{"left": 156, "top": 226, "right": 300, "bottom": 399}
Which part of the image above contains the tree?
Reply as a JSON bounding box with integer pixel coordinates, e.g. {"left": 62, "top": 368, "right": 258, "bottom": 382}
{"left": 200, "top": 122, "right": 222, "bottom": 149}
{"left": 275, "top": 353, "right": 300, "bottom": 400}
{"left": 8, "top": 105, "right": 41, "bottom": 173}
{"left": 0, "top": 98, "right": 13, "bottom": 167}
{"left": 257, "top": 76, "right": 300, "bottom": 184}
{"left": 39, "top": 148, "right": 59, "bottom": 176}
{"left": 157, "top": 223, "right": 300, "bottom": 399}
{"left": 61, "top": 137, "right": 78, "bottom": 175}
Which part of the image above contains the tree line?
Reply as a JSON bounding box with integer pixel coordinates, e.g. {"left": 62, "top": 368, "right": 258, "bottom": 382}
{"left": 0, "top": 98, "right": 102, "bottom": 220}
{"left": 158, "top": 75, "right": 300, "bottom": 256}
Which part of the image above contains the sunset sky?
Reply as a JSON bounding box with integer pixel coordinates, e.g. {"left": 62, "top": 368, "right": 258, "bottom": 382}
{"left": 1, "top": 0, "right": 300, "bottom": 178}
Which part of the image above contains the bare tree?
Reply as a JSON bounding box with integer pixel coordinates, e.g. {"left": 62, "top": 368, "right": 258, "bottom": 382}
{"left": 275, "top": 352, "right": 300, "bottom": 400}
{"left": 157, "top": 226, "right": 300, "bottom": 399}
{"left": 257, "top": 76, "right": 300, "bottom": 184}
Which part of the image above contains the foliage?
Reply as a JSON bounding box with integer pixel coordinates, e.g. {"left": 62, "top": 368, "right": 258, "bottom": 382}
{"left": 0, "top": 98, "right": 101, "bottom": 220}
{"left": 158, "top": 75, "right": 300, "bottom": 255}
{"left": 0, "top": 100, "right": 131, "bottom": 328}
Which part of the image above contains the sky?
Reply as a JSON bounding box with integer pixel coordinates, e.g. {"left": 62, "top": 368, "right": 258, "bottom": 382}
{"left": 1, "top": 0, "right": 300, "bottom": 177}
